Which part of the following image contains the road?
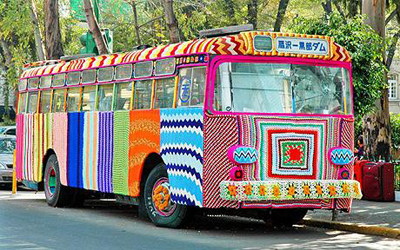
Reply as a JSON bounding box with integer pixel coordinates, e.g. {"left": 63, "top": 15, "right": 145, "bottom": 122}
{"left": 0, "top": 188, "right": 399, "bottom": 250}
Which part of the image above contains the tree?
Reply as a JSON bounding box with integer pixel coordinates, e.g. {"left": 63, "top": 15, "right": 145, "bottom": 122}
{"left": 83, "top": 0, "right": 109, "bottom": 55}
{"left": 247, "top": 0, "right": 258, "bottom": 29}
{"left": 162, "top": 0, "right": 181, "bottom": 43}
{"left": 274, "top": 0, "right": 290, "bottom": 32}
{"left": 29, "top": 0, "right": 46, "bottom": 61}
{"left": 362, "top": 0, "right": 391, "bottom": 160}
{"left": 44, "top": 0, "right": 64, "bottom": 59}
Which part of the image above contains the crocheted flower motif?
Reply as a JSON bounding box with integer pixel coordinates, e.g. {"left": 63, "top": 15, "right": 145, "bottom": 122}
{"left": 303, "top": 185, "right": 311, "bottom": 196}
{"left": 273, "top": 185, "right": 280, "bottom": 197}
{"left": 258, "top": 185, "right": 267, "bottom": 196}
{"left": 328, "top": 185, "right": 337, "bottom": 196}
{"left": 244, "top": 184, "right": 253, "bottom": 196}
{"left": 288, "top": 186, "right": 296, "bottom": 196}
{"left": 353, "top": 183, "right": 360, "bottom": 195}
{"left": 342, "top": 183, "right": 350, "bottom": 194}
{"left": 228, "top": 185, "right": 237, "bottom": 197}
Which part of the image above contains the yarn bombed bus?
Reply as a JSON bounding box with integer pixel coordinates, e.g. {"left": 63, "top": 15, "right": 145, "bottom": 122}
{"left": 16, "top": 29, "right": 361, "bottom": 228}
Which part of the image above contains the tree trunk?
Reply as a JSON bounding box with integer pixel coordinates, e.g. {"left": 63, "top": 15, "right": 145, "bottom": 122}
{"left": 322, "top": 0, "right": 333, "bottom": 15}
{"left": 247, "top": 0, "right": 258, "bottom": 30}
{"left": 29, "top": 0, "right": 46, "bottom": 61}
{"left": 362, "top": 0, "right": 391, "bottom": 161}
{"left": 130, "top": 0, "right": 142, "bottom": 45}
{"left": 83, "top": 0, "right": 109, "bottom": 55}
{"left": 386, "top": 30, "right": 400, "bottom": 69}
{"left": 274, "top": 0, "right": 290, "bottom": 32}
{"left": 348, "top": 0, "right": 360, "bottom": 17}
{"left": 162, "top": 0, "right": 181, "bottom": 43}
{"left": 44, "top": 0, "right": 64, "bottom": 59}
{"left": 0, "top": 38, "right": 13, "bottom": 117}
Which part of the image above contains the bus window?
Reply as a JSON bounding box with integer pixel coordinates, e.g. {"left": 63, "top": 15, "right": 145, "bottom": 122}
{"left": 19, "top": 92, "right": 27, "bottom": 113}
{"left": 115, "top": 82, "right": 132, "bottom": 111}
{"left": 40, "top": 90, "right": 52, "bottom": 113}
{"left": 81, "top": 86, "right": 97, "bottom": 111}
{"left": 67, "top": 87, "right": 81, "bottom": 112}
{"left": 28, "top": 92, "right": 38, "bottom": 113}
{"left": 133, "top": 80, "right": 152, "bottom": 109}
{"left": 52, "top": 89, "right": 65, "bottom": 112}
{"left": 154, "top": 78, "right": 175, "bottom": 109}
{"left": 177, "top": 67, "right": 206, "bottom": 107}
{"left": 98, "top": 84, "right": 114, "bottom": 111}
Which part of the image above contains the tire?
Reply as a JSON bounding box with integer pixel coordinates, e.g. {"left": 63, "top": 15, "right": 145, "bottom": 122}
{"left": 43, "top": 154, "right": 71, "bottom": 207}
{"left": 143, "top": 163, "right": 188, "bottom": 228}
{"left": 268, "top": 209, "right": 308, "bottom": 227}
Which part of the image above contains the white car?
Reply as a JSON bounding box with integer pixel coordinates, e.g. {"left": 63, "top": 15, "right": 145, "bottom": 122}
{"left": 0, "top": 137, "right": 16, "bottom": 184}
{"left": 0, "top": 126, "right": 16, "bottom": 136}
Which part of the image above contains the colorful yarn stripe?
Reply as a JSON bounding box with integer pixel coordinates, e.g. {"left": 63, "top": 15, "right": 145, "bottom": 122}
{"left": 83, "top": 112, "right": 99, "bottom": 191}
{"left": 53, "top": 113, "right": 68, "bottom": 186}
{"left": 97, "top": 112, "right": 114, "bottom": 193}
{"left": 15, "top": 114, "right": 24, "bottom": 180}
{"left": 67, "top": 112, "right": 85, "bottom": 188}
{"left": 113, "top": 111, "right": 130, "bottom": 195}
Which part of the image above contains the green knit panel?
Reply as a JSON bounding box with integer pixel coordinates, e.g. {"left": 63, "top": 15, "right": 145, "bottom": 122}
{"left": 113, "top": 111, "right": 130, "bottom": 195}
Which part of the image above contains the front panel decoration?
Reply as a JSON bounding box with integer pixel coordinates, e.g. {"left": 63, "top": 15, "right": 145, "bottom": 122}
{"left": 329, "top": 147, "right": 354, "bottom": 165}
{"left": 160, "top": 108, "right": 203, "bottom": 207}
{"left": 228, "top": 145, "right": 257, "bottom": 164}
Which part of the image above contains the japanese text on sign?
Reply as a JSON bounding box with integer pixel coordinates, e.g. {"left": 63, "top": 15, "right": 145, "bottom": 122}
{"left": 275, "top": 37, "right": 330, "bottom": 56}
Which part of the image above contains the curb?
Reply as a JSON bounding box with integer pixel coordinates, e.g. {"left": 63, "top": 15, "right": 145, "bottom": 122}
{"left": 301, "top": 219, "right": 400, "bottom": 239}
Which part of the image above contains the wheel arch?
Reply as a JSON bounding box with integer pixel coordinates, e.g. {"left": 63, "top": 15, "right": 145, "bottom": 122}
{"left": 139, "top": 152, "right": 165, "bottom": 196}
{"left": 39, "top": 148, "right": 56, "bottom": 190}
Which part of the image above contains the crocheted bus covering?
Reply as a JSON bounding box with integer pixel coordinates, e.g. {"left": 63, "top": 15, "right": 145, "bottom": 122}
{"left": 113, "top": 111, "right": 130, "bottom": 195}
{"left": 20, "top": 31, "right": 350, "bottom": 79}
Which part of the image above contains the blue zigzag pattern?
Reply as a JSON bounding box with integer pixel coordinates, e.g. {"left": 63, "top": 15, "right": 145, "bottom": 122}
{"left": 234, "top": 148, "right": 257, "bottom": 163}
{"left": 160, "top": 108, "right": 204, "bottom": 207}
{"left": 330, "top": 148, "right": 354, "bottom": 165}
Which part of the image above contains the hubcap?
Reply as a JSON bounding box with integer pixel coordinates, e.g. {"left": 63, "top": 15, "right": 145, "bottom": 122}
{"left": 46, "top": 165, "right": 56, "bottom": 198}
{"left": 152, "top": 177, "right": 176, "bottom": 216}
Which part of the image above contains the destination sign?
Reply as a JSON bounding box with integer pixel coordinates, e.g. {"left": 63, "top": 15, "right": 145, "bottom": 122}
{"left": 275, "top": 37, "right": 330, "bottom": 56}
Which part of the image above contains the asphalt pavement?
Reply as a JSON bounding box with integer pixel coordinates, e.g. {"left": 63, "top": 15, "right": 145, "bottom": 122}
{"left": 1, "top": 189, "right": 400, "bottom": 250}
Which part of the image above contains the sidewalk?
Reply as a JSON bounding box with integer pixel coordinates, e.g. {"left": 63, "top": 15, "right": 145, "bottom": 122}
{"left": 303, "top": 199, "right": 400, "bottom": 239}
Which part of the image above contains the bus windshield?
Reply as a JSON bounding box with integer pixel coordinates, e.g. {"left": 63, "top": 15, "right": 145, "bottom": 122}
{"left": 214, "top": 62, "right": 352, "bottom": 115}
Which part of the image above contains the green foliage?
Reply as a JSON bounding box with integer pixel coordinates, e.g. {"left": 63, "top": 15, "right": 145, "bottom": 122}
{"left": 291, "top": 13, "right": 387, "bottom": 119}
{"left": 391, "top": 113, "right": 400, "bottom": 149}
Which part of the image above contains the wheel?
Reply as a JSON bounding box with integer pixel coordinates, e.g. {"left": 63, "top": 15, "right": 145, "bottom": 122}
{"left": 44, "top": 154, "right": 71, "bottom": 207}
{"left": 143, "top": 163, "right": 188, "bottom": 228}
{"left": 269, "top": 209, "right": 308, "bottom": 227}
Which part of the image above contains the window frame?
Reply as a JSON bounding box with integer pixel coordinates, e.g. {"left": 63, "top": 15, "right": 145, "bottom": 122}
{"left": 389, "top": 74, "right": 398, "bottom": 100}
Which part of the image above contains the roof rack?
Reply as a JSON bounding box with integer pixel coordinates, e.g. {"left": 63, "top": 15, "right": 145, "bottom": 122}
{"left": 199, "top": 24, "right": 254, "bottom": 38}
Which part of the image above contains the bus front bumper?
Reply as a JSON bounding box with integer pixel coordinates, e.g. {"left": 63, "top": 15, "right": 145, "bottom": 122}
{"left": 220, "top": 180, "right": 362, "bottom": 201}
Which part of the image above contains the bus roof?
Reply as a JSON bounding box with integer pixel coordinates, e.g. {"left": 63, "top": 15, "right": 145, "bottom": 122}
{"left": 20, "top": 31, "right": 350, "bottom": 79}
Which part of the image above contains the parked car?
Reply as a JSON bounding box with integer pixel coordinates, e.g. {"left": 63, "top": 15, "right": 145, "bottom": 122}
{"left": 0, "top": 126, "right": 16, "bottom": 136}
{"left": 0, "top": 137, "right": 16, "bottom": 184}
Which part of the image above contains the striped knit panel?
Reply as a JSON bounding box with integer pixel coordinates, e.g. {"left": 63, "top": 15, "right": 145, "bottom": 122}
{"left": 53, "top": 113, "right": 68, "bottom": 186}
{"left": 203, "top": 113, "right": 239, "bottom": 209}
{"left": 128, "top": 110, "right": 160, "bottom": 197}
{"left": 78, "top": 112, "right": 85, "bottom": 188}
{"left": 335, "top": 117, "right": 355, "bottom": 211}
{"left": 68, "top": 112, "right": 84, "bottom": 188}
{"left": 82, "top": 112, "right": 99, "bottom": 190}
{"left": 24, "top": 114, "right": 34, "bottom": 181}
{"left": 34, "top": 113, "right": 44, "bottom": 182}
{"left": 15, "top": 114, "right": 24, "bottom": 180}
{"left": 97, "top": 112, "right": 114, "bottom": 193}
{"left": 160, "top": 108, "right": 203, "bottom": 207}
{"left": 113, "top": 111, "right": 130, "bottom": 195}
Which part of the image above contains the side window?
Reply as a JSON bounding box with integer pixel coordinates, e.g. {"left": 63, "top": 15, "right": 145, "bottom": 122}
{"left": 98, "top": 84, "right": 114, "bottom": 111}
{"left": 19, "top": 92, "right": 27, "bottom": 113}
{"left": 81, "top": 86, "right": 97, "bottom": 111}
{"left": 154, "top": 78, "right": 175, "bottom": 109}
{"left": 5, "top": 128, "right": 16, "bottom": 135}
{"left": 52, "top": 89, "right": 66, "bottom": 112}
{"left": 133, "top": 80, "right": 152, "bottom": 109}
{"left": 115, "top": 82, "right": 132, "bottom": 111}
{"left": 177, "top": 67, "right": 206, "bottom": 107}
{"left": 40, "top": 90, "right": 52, "bottom": 113}
{"left": 67, "top": 87, "right": 81, "bottom": 112}
{"left": 28, "top": 92, "right": 38, "bottom": 113}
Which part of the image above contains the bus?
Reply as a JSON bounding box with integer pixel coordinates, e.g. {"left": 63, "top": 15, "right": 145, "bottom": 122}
{"left": 16, "top": 28, "right": 362, "bottom": 228}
